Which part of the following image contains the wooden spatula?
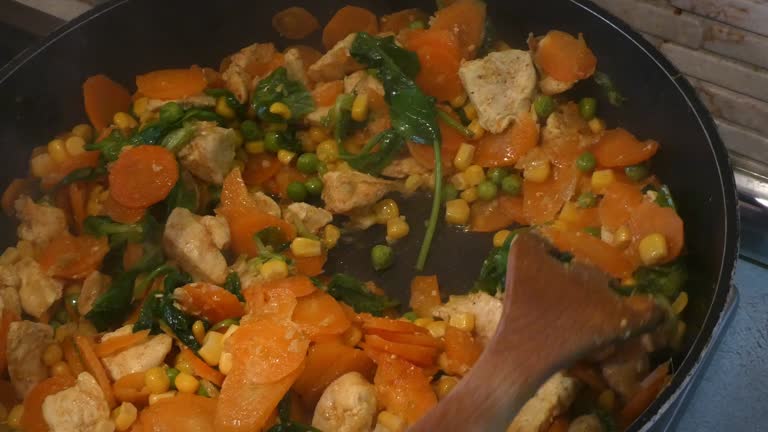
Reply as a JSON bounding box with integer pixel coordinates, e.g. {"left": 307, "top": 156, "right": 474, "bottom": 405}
{"left": 410, "top": 232, "right": 664, "bottom": 431}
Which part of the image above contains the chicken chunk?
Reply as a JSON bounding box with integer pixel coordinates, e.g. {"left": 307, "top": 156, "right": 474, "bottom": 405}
{"left": 7, "top": 320, "right": 53, "bottom": 397}
{"left": 283, "top": 203, "right": 333, "bottom": 234}
{"left": 312, "top": 372, "right": 377, "bottom": 432}
{"left": 100, "top": 325, "right": 173, "bottom": 381}
{"left": 568, "top": 414, "right": 604, "bottom": 432}
{"left": 145, "top": 95, "right": 216, "bottom": 112}
{"left": 222, "top": 43, "right": 277, "bottom": 102}
{"left": 344, "top": 70, "right": 384, "bottom": 97}
{"left": 42, "top": 372, "right": 114, "bottom": 432}
{"left": 163, "top": 207, "right": 228, "bottom": 284}
{"left": 507, "top": 372, "right": 580, "bottom": 432}
{"left": 15, "top": 196, "right": 67, "bottom": 247}
{"left": 179, "top": 122, "right": 237, "bottom": 185}
{"left": 308, "top": 34, "right": 364, "bottom": 82}
{"left": 539, "top": 76, "right": 574, "bottom": 96}
{"left": 601, "top": 341, "right": 649, "bottom": 400}
{"left": 200, "top": 215, "right": 231, "bottom": 250}
{"left": 432, "top": 292, "right": 503, "bottom": 344}
{"left": 252, "top": 191, "right": 281, "bottom": 218}
{"left": 306, "top": 106, "right": 332, "bottom": 126}
{"left": 381, "top": 157, "right": 429, "bottom": 179}
{"left": 17, "top": 257, "right": 63, "bottom": 318}
{"left": 458, "top": 50, "right": 537, "bottom": 133}
{"left": 0, "top": 286, "right": 21, "bottom": 317}
{"left": 78, "top": 271, "right": 110, "bottom": 316}
{"left": 284, "top": 48, "right": 308, "bottom": 85}
{"left": 321, "top": 171, "right": 398, "bottom": 214}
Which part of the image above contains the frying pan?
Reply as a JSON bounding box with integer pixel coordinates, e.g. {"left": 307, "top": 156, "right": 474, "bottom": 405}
{"left": 0, "top": 0, "right": 739, "bottom": 429}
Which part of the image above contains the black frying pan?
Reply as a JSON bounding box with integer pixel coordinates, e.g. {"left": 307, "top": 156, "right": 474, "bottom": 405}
{"left": 0, "top": 0, "right": 739, "bottom": 430}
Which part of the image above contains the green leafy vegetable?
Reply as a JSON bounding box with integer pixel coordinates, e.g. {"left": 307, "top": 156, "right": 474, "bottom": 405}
{"left": 341, "top": 130, "right": 405, "bottom": 175}
{"left": 85, "top": 129, "right": 129, "bottom": 162}
{"left": 631, "top": 259, "right": 687, "bottom": 299}
{"left": 329, "top": 93, "right": 355, "bottom": 147}
{"left": 655, "top": 185, "right": 676, "bottom": 210}
{"left": 161, "top": 126, "right": 195, "bottom": 153}
{"left": 472, "top": 227, "right": 528, "bottom": 295}
{"left": 205, "top": 88, "right": 246, "bottom": 117}
{"left": 133, "top": 263, "right": 176, "bottom": 299}
{"left": 593, "top": 71, "right": 627, "bottom": 107}
{"left": 437, "top": 109, "right": 473, "bottom": 138}
{"left": 54, "top": 166, "right": 107, "bottom": 190}
{"left": 223, "top": 272, "right": 244, "bottom": 302}
{"left": 326, "top": 273, "right": 398, "bottom": 316}
{"left": 163, "top": 174, "right": 199, "bottom": 216}
{"left": 251, "top": 67, "right": 315, "bottom": 122}
{"left": 266, "top": 392, "right": 321, "bottom": 432}
{"left": 84, "top": 215, "right": 157, "bottom": 247}
{"left": 85, "top": 271, "right": 138, "bottom": 331}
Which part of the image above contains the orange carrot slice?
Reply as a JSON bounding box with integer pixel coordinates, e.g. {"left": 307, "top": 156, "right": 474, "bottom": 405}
{"left": 380, "top": 8, "right": 429, "bottom": 34}
{"left": 83, "top": 74, "right": 132, "bottom": 131}
{"left": 74, "top": 335, "right": 117, "bottom": 408}
{"left": 475, "top": 112, "right": 539, "bottom": 167}
{"left": 403, "top": 29, "right": 464, "bottom": 102}
{"left": 322, "top": 6, "right": 378, "bottom": 50}
{"left": 407, "top": 110, "right": 465, "bottom": 169}
{"left": 470, "top": 196, "right": 525, "bottom": 233}
{"left": 362, "top": 316, "right": 428, "bottom": 334}
{"left": 558, "top": 203, "right": 600, "bottom": 232}
{"left": 21, "top": 375, "right": 77, "bottom": 432}
{"left": 140, "top": 393, "right": 217, "bottom": 431}
{"left": 113, "top": 371, "right": 150, "bottom": 405}
{"left": 178, "top": 348, "right": 225, "bottom": 387}
{"left": 430, "top": 0, "right": 487, "bottom": 60}
{"left": 108, "top": 145, "right": 179, "bottom": 209}
{"left": 259, "top": 275, "right": 317, "bottom": 298}
{"left": 535, "top": 30, "right": 597, "bottom": 82}
{"left": 103, "top": 193, "right": 146, "bottom": 224}
{"left": 620, "top": 362, "right": 671, "bottom": 427}
{"left": 409, "top": 275, "right": 441, "bottom": 318}
{"left": 365, "top": 329, "right": 443, "bottom": 349}
{"left": 599, "top": 182, "right": 644, "bottom": 230}
{"left": 272, "top": 7, "right": 320, "bottom": 40}
{"left": 523, "top": 165, "right": 580, "bottom": 225}
{"left": 95, "top": 329, "right": 149, "bottom": 357}
{"left": 242, "top": 153, "right": 282, "bottom": 186}
{"left": 292, "top": 290, "right": 351, "bottom": 341}
{"left": 229, "top": 319, "right": 309, "bottom": 384}
{"left": 373, "top": 355, "right": 437, "bottom": 425}
{"left": 592, "top": 128, "right": 659, "bottom": 168}
{"left": 61, "top": 337, "right": 85, "bottom": 375}
{"left": 37, "top": 233, "right": 109, "bottom": 279}
{"left": 289, "top": 252, "right": 328, "bottom": 277}
{"left": 541, "top": 226, "right": 636, "bottom": 278}
{"left": 135, "top": 67, "right": 207, "bottom": 100}
{"left": 311, "top": 80, "right": 345, "bottom": 107}
{"left": 68, "top": 183, "right": 88, "bottom": 233}
{"left": 175, "top": 282, "right": 245, "bottom": 323}
{"left": 442, "top": 326, "right": 483, "bottom": 376}
{"left": 628, "top": 201, "right": 685, "bottom": 262}
{"left": 364, "top": 334, "right": 437, "bottom": 367}
{"left": 269, "top": 166, "right": 309, "bottom": 199}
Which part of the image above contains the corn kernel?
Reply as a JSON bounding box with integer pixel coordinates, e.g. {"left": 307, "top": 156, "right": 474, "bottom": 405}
{"left": 435, "top": 376, "right": 459, "bottom": 400}
{"left": 386, "top": 217, "right": 410, "bottom": 242}
{"left": 192, "top": 320, "right": 206, "bottom": 344}
{"left": 558, "top": 202, "right": 580, "bottom": 224}
{"left": 351, "top": 93, "right": 369, "bottom": 122}
{"left": 464, "top": 103, "right": 478, "bottom": 121}
{"left": 374, "top": 199, "right": 400, "bottom": 224}
{"left": 322, "top": 224, "right": 341, "bottom": 249}
{"left": 445, "top": 199, "right": 470, "bottom": 225}
{"left": 71, "top": 124, "right": 94, "bottom": 142}
{"left": 524, "top": 160, "right": 551, "bottom": 183}
{"left": 145, "top": 366, "right": 171, "bottom": 394}
{"left": 309, "top": 126, "right": 328, "bottom": 143}
{"left": 219, "top": 352, "right": 234, "bottom": 375}
{"left": 148, "top": 391, "right": 176, "bottom": 405}
{"left": 493, "top": 230, "right": 511, "bottom": 248}
{"left": 467, "top": 120, "right": 485, "bottom": 139}
{"left": 437, "top": 352, "right": 451, "bottom": 371}
{"left": 464, "top": 165, "right": 485, "bottom": 186}
{"left": 591, "top": 169, "right": 616, "bottom": 192}
{"left": 245, "top": 140, "right": 265, "bottom": 154}
{"left": 50, "top": 361, "right": 71, "bottom": 377}
{"left": 426, "top": 320, "right": 447, "bottom": 338}
{"left": 7, "top": 404, "right": 23, "bottom": 429}
{"left": 65, "top": 135, "right": 86, "bottom": 156}
{"left": 277, "top": 149, "right": 296, "bottom": 165}
{"left": 43, "top": 343, "right": 63, "bottom": 367}
{"left": 449, "top": 312, "right": 476, "bottom": 332}
{"left": 638, "top": 233, "right": 668, "bottom": 265}
{"left": 377, "top": 411, "right": 407, "bottom": 432}
{"left": 112, "top": 402, "right": 138, "bottom": 431}
{"left": 260, "top": 258, "right": 288, "bottom": 280}
{"left": 316, "top": 139, "right": 339, "bottom": 163}
{"left": 290, "top": 237, "right": 323, "bottom": 258}
{"left": 175, "top": 372, "right": 199, "bottom": 394}
{"left": 614, "top": 225, "right": 631, "bottom": 248}
{"left": 597, "top": 389, "right": 616, "bottom": 412}
{"left": 414, "top": 318, "right": 433, "bottom": 328}
{"left": 30, "top": 153, "right": 55, "bottom": 177}
{"left": 47, "top": 138, "right": 69, "bottom": 164}
{"left": 133, "top": 97, "right": 149, "bottom": 117}
{"left": 453, "top": 143, "right": 476, "bottom": 171}
{"left": 589, "top": 117, "right": 606, "bottom": 134}
{"left": 269, "top": 102, "right": 292, "bottom": 120}
{"left": 460, "top": 187, "right": 478, "bottom": 203}
{"left": 404, "top": 174, "right": 424, "bottom": 193}
{"left": 174, "top": 356, "right": 195, "bottom": 376}
{"left": 672, "top": 291, "right": 689, "bottom": 315}
{"left": 113, "top": 112, "right": 138, "bottom": 130}
{"left": 450, "top": 172, "right": 470, "bottom": 191}
{"left": 216, "top": 96, "right": 236, "bottom": 119}
{"left": 450, "top": 93, "right": 468, "bottom": 108}
{"left": 342, "top": 326, "right": 363, "bottom": 346}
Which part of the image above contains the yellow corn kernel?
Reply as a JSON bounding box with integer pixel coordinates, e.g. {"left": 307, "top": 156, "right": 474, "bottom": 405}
{"left": 464, "top": 103, "right": 478, "bottom": 121}
{"left": 404, "top": 174, "right": 424, "bottom": 193}
{"left": 374, "top": 199, "right": 400, "bottom": 224}
{"left": 672, "top": 291, "right": 689, "bottom": 315}
{"left": 638, "top": 233, "right": 668, "bottom": 265}
{"left": 277, "top": 149, "right": 296, "bottom": 165}
{"left": 112, "top": 402, "right": 138, "bottom": 431}
{"left": 215, "top": 96, "right": 236, "bottom": 119}
{"left": 290, "top": 237, "right": 323, "bottom": 258}
{"left": 450, "top": 93, "right": 468, "bottom": 109}
{"left": 148, "top": 391, "right": 176, "bottom": 405}
{"left": 145, "top": 366, "right": 171, "bottom": 394}
{"left": 453, "top": 143, "right": 476, "bottom": 171}
{"left": 174, "top": 356, "right": 195, "bottom": 376}
{"left": 614, "top": 225, "right": 631, "bottom": 248}
{"left": 524, "top": 160, "right": 551, "bottom": 183}
{"left": 322, "top": 224, "right": 341, "bottom": 249}
{"left": 426, "top": 320, "right": 447, "bottom": 338}
{"left": 589, "top": 117, "right": 606, "bottom": 134}
{"left": 386, "top": 217, "right": 410, "bottom": 242}
{"left": 7, "top": 404, "right": 23, "bottom": 429}
{"left": 219, "top": 352, "right": 233, "bottom": 375}
{"left": 449, "top": 312, "right": 475, "bottom": 332}
{"left": 113, "top": 112, "right": 138, "bottom": 130}
{"left": 435, "top": 376, "right": 459, "bottom": 400}
{"left": 30, "top": 153, "right": 55, "bottom": 177}
{"left": 221, "top": 324, "right": 240, "bottom": 344}
{"left": 467, "top": 120, "right": 485, "bottom": 139}
{"left": 260, "top": 258, "right": 288, "bottom": 280}
{"left": 377, "top": 411, "right": 407, "bottom": 432}
{"left": 493, "top": 230, "right": 511, "bottom": 248}
{"left": 437, "top": 352, "right": 451, "bottom": 372}
{"left": 450, "top": 172, "right": 470, "bottom": 191}
{"left": 309, "top": 126, "right": 328, "bottom": 143}
{"left": 351, "top": 93, "right": 369, "bottom": 122}
{"left": 43, "top": 343, "right": 63, "bottom": 367}
{"left": 50, "top": 360, "right": 71, "bottom": 377}
{"left": 245, "top": 140, "right": 265, "bottom": 154}
{"left": 47, "top": 138, "right": 69, "bottom": 164}
{"left": 71, "top": 124, "right": 94, "bottom": 142}
{"left": 316, "top": 139, "right": 339, "bottom": 163}
{"left": 133, "top": 97, "right": 149, "bottom": 117}
{"left": 445, "top": 199, "right": 470, "bottom": 225}
{"left": 464, "top": 165, "right": 485, "bottom": 186}
{"left": 65, "top": 135, "right": 86, "bottom": 156}
{"left": 269, "top": 102, "right": 292, "bottom": 120}
{"left": 460, "top": 187, "right": 478, "bottom": 203}
{"left": 414, "top": 318, "right": 433, "bottom": 328}
{"left": 192, "top": 320, "right": 206, "bottom": 344}
{"left": 597, "top": 389, "right": 616, "bottom": 412}
{"left": 175, "top": 372, "right": 199, "bottom": 394}
{"left": 342, "top": 326, "right": 363, "bottom": 346}
{"left": 591, "top": 169, "right": 616, "bottom": 192}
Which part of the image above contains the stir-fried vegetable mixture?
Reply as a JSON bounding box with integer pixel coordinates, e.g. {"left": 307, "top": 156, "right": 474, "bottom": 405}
{"left": 0, "top": 2, "right": 689, "bottom": 431}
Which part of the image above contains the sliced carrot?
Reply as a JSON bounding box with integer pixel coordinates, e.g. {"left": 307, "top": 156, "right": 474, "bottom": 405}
{"left": 135, "top": 67, "right": 207, "bottom": 100}
{"left": 103, "top": 193, "right": 146, "bottom": 224}
{"left": 599, "top": 181, "right": 644, "bottom": 230}
{"left": 592, "top": 128, "right": 659, "bottom": 168}
{"left": 37, "top": 233, "right": 109, "bottom": 279}
{"left": 244, "top": 285, "right": 298, "bottom": 321}
{"left": 620, "top": 362, "right": 671, "bottom": 427}
{"left": 175, "top": 282, "right": 245, "bottom": 323}
{"left": 535, "top": 30, "right": 597, "bottom": 83}
{"left": 287, "top": 45, "right": 323, "bottom": 69}
{"left": 113, "top": 371, "right": 150, "bottom": 405}
{"left": 408, "top": 110, "right": 465, "bottom": 169}
{"left": 523, "top": 165, "right": 580, "bottom": 224}
{"left": 2, "top": 178, "right": 35, "bottom": 216}
{"left": 365, "top": 329, "right": 443, "bottom": 349}
{"left": 292, "top": 290, "right": 351, "bottom": 341}
{"left": 293, "top": 341, "right": 375, "bottom": 408}
{"left": 178, "top": 348, "right": 225, "bottom": 387}
{"left": 470, "top": 196, "right": 524, "bottom": 233}
{"left": 140, "top": 393, "right": 217, "bottom": 431}
{"left": 226, "top": 209, "right": 297, "bottom": 257}
{"left": 364, "top": 334, "right": 437, "bottom": 367}
{"left": 410, "top": 275, "right": 442, "bottom": 318}
{"left": 41, "top": 150, "right": 101, "bottom": 190}
{"left": 229, "top": 319, "right": 309, "bottom": 384}
{"left": 95, "top": 329, "right": 149, "bottom": 358}
{"left": 403, "top": 29, "right": 464, "bottom": 102}
{"left": 272, "top": 7, "right": 320, "bottom": 40}
{"left": 242, "top": 153, "right": 282, "bottom": 186}
{"left": 442, "top": 326, "right": 483, "bottom": 376}
{"left": 21, "top": 375, "right": 77, "bottom": 432}
{"left": 628, "top": 201, "right": 685, "bottom": 262}
{"left": 430, "top": 0, "right": 487, "bottom": 60}
{"left": 61, "top": 337, "right": 85, "bottom": 375}
{"left": 380, "top": 8, "right": 429, "bottom": 34}
{"left": 0, "top": 308, "right": 20, "bottom": 373}
{"left": 74, "top": 334, "right": 116, "bottom": 408}
{"left": 68, "top": 183, "right": 88, "bottom": 233}
{"left": 541, "top": 226, "right": 636, "bottom": 278}
{"left": 289, "top": 251, "right": 327, "bottom": 277}
{"left": 109, "top": 145, "right": 178, "bottom": 208}
{"left": 259, "top": 275, "right": 317, "bottom": 298}
{"left": 374, "top": 355, "right": 437, "bottom": 425}
{"left": 83, "top": 74, "right": 132, "bottom": 131}
{"left": 475, "top": 112, "right": 540, "bottom": 167}
{"left": 311, "top": 80, "right": 345, "bottom": 107}
{"left": 558, "top": 202, "right": 601, "bottom": 232}
{"left": 362, "top": 316, "right": 428, "bottom": 334}
{"left": 547, "top": 416, "right": 571, "bottom": 432}
{"left": 219, "top": 167, "right": 258, "bottom": 213}
{"left": 322, "top": 6, "right": 378, "bottom": 50}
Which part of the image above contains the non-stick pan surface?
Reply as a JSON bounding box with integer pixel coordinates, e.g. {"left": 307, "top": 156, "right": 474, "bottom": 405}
{"left": 0, "top": 0, "right": 739, "bottom": 429}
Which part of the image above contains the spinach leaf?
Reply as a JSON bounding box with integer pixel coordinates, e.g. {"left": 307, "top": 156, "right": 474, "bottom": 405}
{"left": 133, "top": 268, "right": 200, "bottom": 349}
{"left": 341, "top": 129, "right": 406, "bottom": 176}
{"left": 223, "top": 272, "right": 244, "bottom": 302}
{"left": 133, "top": 263, "right": 176, "bottom": 300}
{"left": 254, "top": 227, "right": 291, "bottom": 257}
{"left": 161, "top": 295, "right": 201, "bottom": 350}
{"left": 477, "top": 18, "right": 498, "bottom": 58}
{"left": 266, "top": 393, "right": 322, "bottom": 432}
{"left": 133, "top": 291, "right": 163, "bottom": 333}
{"left": 437, "top": 110, "right": 474, "bottom": 138}
{"left": 632, "top": 259, "right": 687, "bottom": 299}
{"left": 251, "top": 67, "right": 315, "bottom": 122}
{"left": 84, "top": 215, "right": 154, "bottom": 247}
{"left": 54, "top": 166, "right": 107, "bottom": 190}
{"left": 85, "top": 271, "right": 138, "bottom": 331}
{"left": 594, "top": 71, "right": 627, "bottom": 107}
{"left": 472, "top": 227, "right": 528, "bottom": 295}
{"left": 164, "top": 174, "right": 199, "bottom": 216}
{"left": 85, "top": 129, "right": 129, "bottom": 162}
{"left": 329, "top": 93, "right": 355, "bottom": 147}
{"left": 655, "top": 184, "right": 676, "bottom": 210}
{"left": 326, "top": 273, "right": 398, "bottom": 316}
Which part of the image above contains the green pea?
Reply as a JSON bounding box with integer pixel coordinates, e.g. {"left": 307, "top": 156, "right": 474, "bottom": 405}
{"left": 487, "top": 167, "right": 508, "bottom": 185}
{"left": 166, "top": 368, "right": 180, "bottom": 388}
{"left": 371, "top": 244, "right": 394, "bottom": 271}
{"left": 442, "top": 184, "right": 459, "bottom": 202}
{"left": 287, "top": 181, "right": 308, "bottom": 202}
{"left": 576, "top": 192, "right": 598, "bottom": 208}
{"left": 501, "top": 174, "right": 523, "bottom": 196}
{"left": 576, "top": 152, "right": 597, "bottom": 172}
{"left": 159, "top": 102, "right": 183, "bottom": 124}
{"left": 579, "top": 97, "right": 598, "bottom": 120}
{"left": 305, "top": 177, "right": 324, "bottom": 196}
{"left": 583, "top": 226, "right": 601, "bottom": 237}
{"left": 476, "top": 180, "right": 498, "bottom": 201}
{"left": 240, "top": 120, "right": 263, "bottom": 141}
{"left": 625, "top": 164, "right": 650, "bottom": 182}
{"left": 409, "top": 20, "right": 426, "bottom": 29}
{"left": 534, "top": 95, "right": 555, "bottom": 119}
{"left": 296, "top": 153, "right": 320, "bottom": 174}
{"left": 197, "top": 383, "right": 211, "bottom": 397}
{"left": 264, "top": 131, "right": 281, "bottom": 153}
{"left": 402, "top": 311, "right": 418, "bottom": 321}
